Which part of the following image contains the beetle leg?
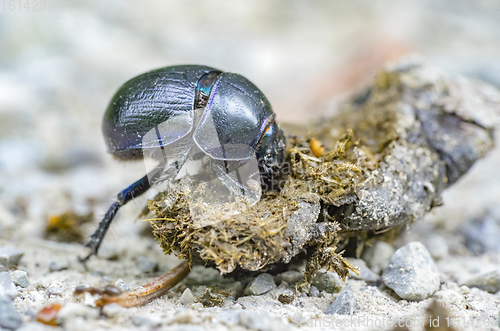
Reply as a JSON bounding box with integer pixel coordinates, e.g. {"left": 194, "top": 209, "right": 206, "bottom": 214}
{"left": 78, "top": 261, "right": 191, "bottom": 308}
{"left": 80, "top": 174, "right": 152, "bottom": 262}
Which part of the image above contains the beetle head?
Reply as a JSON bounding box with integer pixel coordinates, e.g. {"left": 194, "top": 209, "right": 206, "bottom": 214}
{"left": 255, "top": 121, "right": 286, "bottom": 188}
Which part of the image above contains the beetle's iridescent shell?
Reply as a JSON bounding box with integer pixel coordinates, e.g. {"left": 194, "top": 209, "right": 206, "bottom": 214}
{"left": 102, "top": 65, "right": 215, "bottom": 160}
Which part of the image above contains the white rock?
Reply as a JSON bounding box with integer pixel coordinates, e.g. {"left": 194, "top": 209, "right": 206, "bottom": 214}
{"left": 47, "top": 287, "right": 63, "bottom": 296}
{"left": 460, "top": 285, "right": 471, "bottom": 294}
{"left": 48, "top": 261, "right": 69, "bottom": 272}
{"left": 102, "top": 303, "right": 126, "bottom": 318}
{"left": 0, "top": 296, "right": 23, "bottom": 330}
{"left": 346, "top": 258, "right": 380, "bottom": 283}
{"left": 310, "top": 271, "right": 343, "bottom": 293}
{"left": 244, "top": 274, "right": 276, "bottom": 296}
{"left": 0, "top": 247, "right": 24, "bottom": 267}
{"left": 309, "top": 285, "right": 320, "bottom": 297}
{"left": 11, "top": 270, "right": 29, "bottom": 288}
{"left": 0, "top": 272, "right": 17, "bottom": 300}
{"left": 274, "top": 270, "right": 304, "bottom": 285}
{"left": 362, "top": 241, "right": 395, "bottom": 274}
{"left": 463, "top": 269, "right": 500, "bottom": 293}
{"left": 179, "top": 288, "right": 195, "bottom": 305}
{"left": 114, "top": 279, "right": 129, "bottom": 292}
{"left": 230, "top": 303, "right": 243, "bottom": 310}
{"left": 325, "top": 289, "right": 356, "bottom": 315}
{"left": 382, "top": 241, "right": 440, "bottom": 301}
{"left": 463, "top": 213, "right": 500, "bottom": 254}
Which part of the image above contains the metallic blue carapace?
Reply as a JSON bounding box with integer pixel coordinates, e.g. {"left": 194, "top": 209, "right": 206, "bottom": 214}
{"left": 102, "top": 65, "right": 285, "bottom": 177}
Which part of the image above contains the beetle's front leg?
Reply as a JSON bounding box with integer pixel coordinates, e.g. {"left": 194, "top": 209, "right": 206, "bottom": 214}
{"left": 80, "top": 174, "right": 152, "bottom": 262}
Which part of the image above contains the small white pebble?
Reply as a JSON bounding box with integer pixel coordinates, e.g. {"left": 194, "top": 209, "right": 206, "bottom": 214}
{"left": 309, "top": 285, "right": 320, "bottom": 297}
{"left": 179, "top": 288, "right": 195, "bottom": 305}
{"left": 102, "top": 303, "right": 126, "bottom": 318}
{"left": 47, "top": 287, "right": 63, "bottom": 296}
{"left": 460, "top": 285, "right": 471, "bottom": 294}
{"left": 83, "top": 292, "right": 97, "bottom": 307}
{"left": 11, "top": 270, "right": 29, "bottom": 288}
{"left": 114, "top": 279, "right": 130, "bottom": 292}
{"left": 0, "top": 247, "right": 24, "bottom": 267}
{"left": 230, "top": 303, "right": 243, "bottom": 310}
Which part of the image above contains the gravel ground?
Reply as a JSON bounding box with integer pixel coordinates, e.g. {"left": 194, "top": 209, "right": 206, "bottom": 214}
{"left": 1, "top": 1, "right": 500, "bottom": 330}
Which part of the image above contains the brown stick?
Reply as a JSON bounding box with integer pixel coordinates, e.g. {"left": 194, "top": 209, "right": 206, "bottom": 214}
{"left": 95, "top": 261, "right": 190, "bottom": 308}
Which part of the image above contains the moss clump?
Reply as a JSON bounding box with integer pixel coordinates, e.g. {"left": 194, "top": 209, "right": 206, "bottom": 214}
{"left": 150, "top": 186, "right": 307, "bottom": 274}
{"left": 199, "top": 289, "right": 226, "bottom": 307}
{"left": 287, "top": 130, "right": 364, "bottom": 207}
{"left": 148, "top": 128, "right": 363, "bottom": 276}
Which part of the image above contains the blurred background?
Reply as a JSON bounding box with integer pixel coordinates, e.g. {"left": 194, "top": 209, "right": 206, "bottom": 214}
{"left": 1, "top": 0, "right": 499, "bottom": 248}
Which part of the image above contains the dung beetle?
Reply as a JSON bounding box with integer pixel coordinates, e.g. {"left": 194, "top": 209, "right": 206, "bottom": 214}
{"left": 82, "top": 65, "right": 285, "bottom": 261}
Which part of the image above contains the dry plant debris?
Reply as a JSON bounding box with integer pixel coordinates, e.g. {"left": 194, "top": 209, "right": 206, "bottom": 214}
{"left": 148, "top": 58, "right": 498, "bottom": 281}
